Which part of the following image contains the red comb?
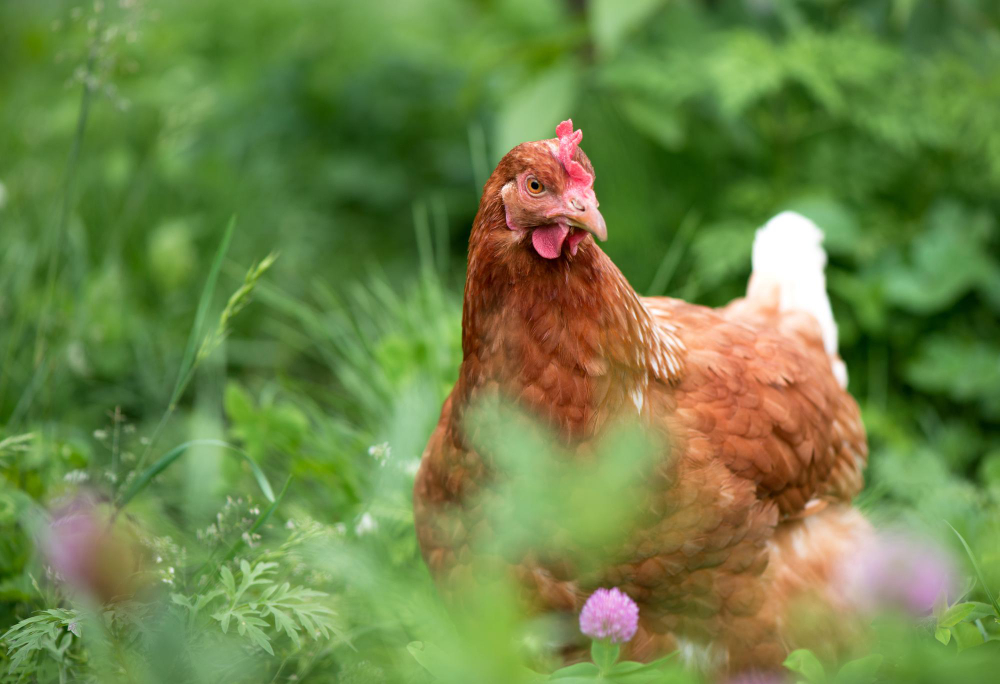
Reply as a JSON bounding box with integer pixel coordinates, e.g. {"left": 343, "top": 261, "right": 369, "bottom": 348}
{"left": 555, "top": 119, "right": 593, "bottom": 191}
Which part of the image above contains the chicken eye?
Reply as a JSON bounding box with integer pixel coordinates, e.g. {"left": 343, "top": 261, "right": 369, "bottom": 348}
{"left": 526, "top": 176, "right": 545, "bottom": 195}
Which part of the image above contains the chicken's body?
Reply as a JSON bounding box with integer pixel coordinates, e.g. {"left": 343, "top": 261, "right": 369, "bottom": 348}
{"left": 413, "top": 122, "right": 869, "bottom": 677}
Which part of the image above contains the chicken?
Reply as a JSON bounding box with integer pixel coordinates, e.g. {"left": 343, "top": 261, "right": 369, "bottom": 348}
{"left": 413, "top": 120, "right": 870, "bottom": 677}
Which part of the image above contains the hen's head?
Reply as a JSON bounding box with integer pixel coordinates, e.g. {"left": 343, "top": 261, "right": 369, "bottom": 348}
{"left": 488, "top": 119, "right": 607, "bottom": 260}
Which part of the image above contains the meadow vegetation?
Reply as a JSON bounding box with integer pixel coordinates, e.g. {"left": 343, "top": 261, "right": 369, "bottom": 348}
{"left": 1, "top": 0, "right": 999, "bottom": 681}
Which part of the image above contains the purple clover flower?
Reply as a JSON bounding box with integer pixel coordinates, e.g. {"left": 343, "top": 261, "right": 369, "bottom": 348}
{"left": 41, "top": 494, "right": 138, "bottom": 602}
{"left": 579, "top": 587, "right": 639, "bottom": 643}
{"left": 839, "top": 528, "right": 956, "bottom": 616}
{"left": 43, "top": 495, "right": 105, "bottom": 591}
{"left": 724, "top": 673, "right": 787, "bottom": 684}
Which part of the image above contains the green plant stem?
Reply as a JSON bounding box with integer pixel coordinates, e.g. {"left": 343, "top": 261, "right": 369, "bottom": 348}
{"left": 591, "top": 639, "right": 619, "bottom": 674}
{"left": 110, "top": 405, "right": 122, "bottom": 495}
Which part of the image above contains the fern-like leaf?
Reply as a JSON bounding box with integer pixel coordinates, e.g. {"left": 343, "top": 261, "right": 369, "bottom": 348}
{"left": 191, "top": 561, "right": 339, "bottom": 655}
{"left": 1, "top": 609, "right": 81, "bottom": 674}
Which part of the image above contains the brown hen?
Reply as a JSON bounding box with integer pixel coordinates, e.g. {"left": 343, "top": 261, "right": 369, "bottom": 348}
{"left": 413, "top": 120, "right": 870, "bottom": 677}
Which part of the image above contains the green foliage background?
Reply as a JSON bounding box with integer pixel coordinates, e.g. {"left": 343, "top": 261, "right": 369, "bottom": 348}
{"left": 0, "top": 0, "right": 999, "bottom": 681}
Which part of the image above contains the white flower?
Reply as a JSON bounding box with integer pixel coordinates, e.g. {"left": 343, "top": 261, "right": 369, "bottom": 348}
{"left": 63, "top": 470, "right": 90, "bottom": 484}
{"left": 368, "top": 442, "right": 391, "bottom": 466}
{"left": 354, "top": 512, "right": 378, "bottom": 536}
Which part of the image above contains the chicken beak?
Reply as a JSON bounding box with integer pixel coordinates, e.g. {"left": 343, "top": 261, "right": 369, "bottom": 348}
{"left": 560, "top": 195, "right": 608, "bottom": 242}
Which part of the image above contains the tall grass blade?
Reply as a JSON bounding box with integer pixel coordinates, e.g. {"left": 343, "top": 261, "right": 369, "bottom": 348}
{"left": 131, "top": 216, "right": 238, "bottom": 478}
{"left": 413, "top": 201, "right": 435, "bottom": 277}
{"left": 171, "top": 216, "right": 236, "bottom": 409}
{"left": 431, "top": 195, "right": 450, "bottom": 277}
{"left": 118, "top": 438, "right": 275, "bottom": 509}
{"left": 946, "top": 520, "right": 1000, "bottom": 619}
{"left": 647, "top": 210, "right": 698, "bottom": 296}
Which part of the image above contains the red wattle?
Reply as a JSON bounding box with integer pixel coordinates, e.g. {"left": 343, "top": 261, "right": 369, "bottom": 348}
{"left": 568, "top": 229, "right": 588, "bottom": 255}
{"left": 531, "top": 224, "right": 571, "bottom": 259}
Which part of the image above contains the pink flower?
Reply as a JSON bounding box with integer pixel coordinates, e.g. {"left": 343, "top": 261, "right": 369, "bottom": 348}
{"left": 725, "top": 673, "right": 787, "bottom": 684}
{"left": 41, "top": 494, "right": 140, "bottom": 602}
{"left": 43, "top": 496, "right": 104, "bottom": 588}
{"left": 839, "top": 528, "right": 956, "bottom": 615}
{"left": 579, "top": 588, "right": 639, "bottom": 643}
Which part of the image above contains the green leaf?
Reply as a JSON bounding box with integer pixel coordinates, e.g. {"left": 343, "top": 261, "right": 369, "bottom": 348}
{"left": 268, "top": 607, "right": 301, "bottom": 649}
{"left": 883, "top": 202, "right": 994, "bottom": 313}
{"left": 118, "top": 439, "right": 275, "bottom": 508}
{"left": 240, "top": 615, "right": 274, "bottom": 655}
{"left": 951, "top": 622, "right": 986, "bottom": 652}
{"left": 606, "top": 653, "right": 677, "bottom": 677}
{"left": 963, "top": 602, "right": 997, "bottom": 622}
{"left": 907, "top": 339, "right": 1000, "bottom": 414}
{"left": 233, "top": 561, "right": 277, "bottom": 603}
{"left": 945, "top": 521, "right": 1000, "bottom": 619}
{"left": 220, "top": 566, "right": 236, "bottom": 596}
{"left": 216, "top": 609, "right": 232, "bottom": 634}
{"left": 935, "top": 626, "right": 952, "bottom": 645}
{"left": 408, "top": 641, "right": 456, "bottom": 679}
{"left": 784, "top": 649, "right": 826, "bottom": 683}
{"left": 550, "top": 662, "right": 600, "bottom": 679}
{"left": 0, "top": 608, "right": 81, "bottom": 673}
{"left": 836, "top": 654, "right": 882, "bottom": 683}
{"left": 590, "top": 639, "right": 620, "bottom": 673}
{"left": 494, "top": 62, "right": 579, "bottom": 160}
{"left": 688, "top": 220, "right": 755, "bottom": 291}
{"left": 938, "top": 602, "right": 978, "bottom": 628}
{"left": 170, "top": 215, "right": 236, "bottom": 409}
{"left": 619, "top": 97, "right": 685, "bottom": 152}
{"left": 589, "top": 0, "right": 667, "bottom": 56}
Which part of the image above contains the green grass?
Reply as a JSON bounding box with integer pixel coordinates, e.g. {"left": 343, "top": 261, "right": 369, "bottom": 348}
{"left": 1, "top": 0, "right": 1000, "bottom": 681}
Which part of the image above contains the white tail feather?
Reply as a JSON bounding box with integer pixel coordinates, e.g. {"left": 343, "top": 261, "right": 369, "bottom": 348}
{"left": 749, "top": 211, "right": 847, "bottom": 387}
